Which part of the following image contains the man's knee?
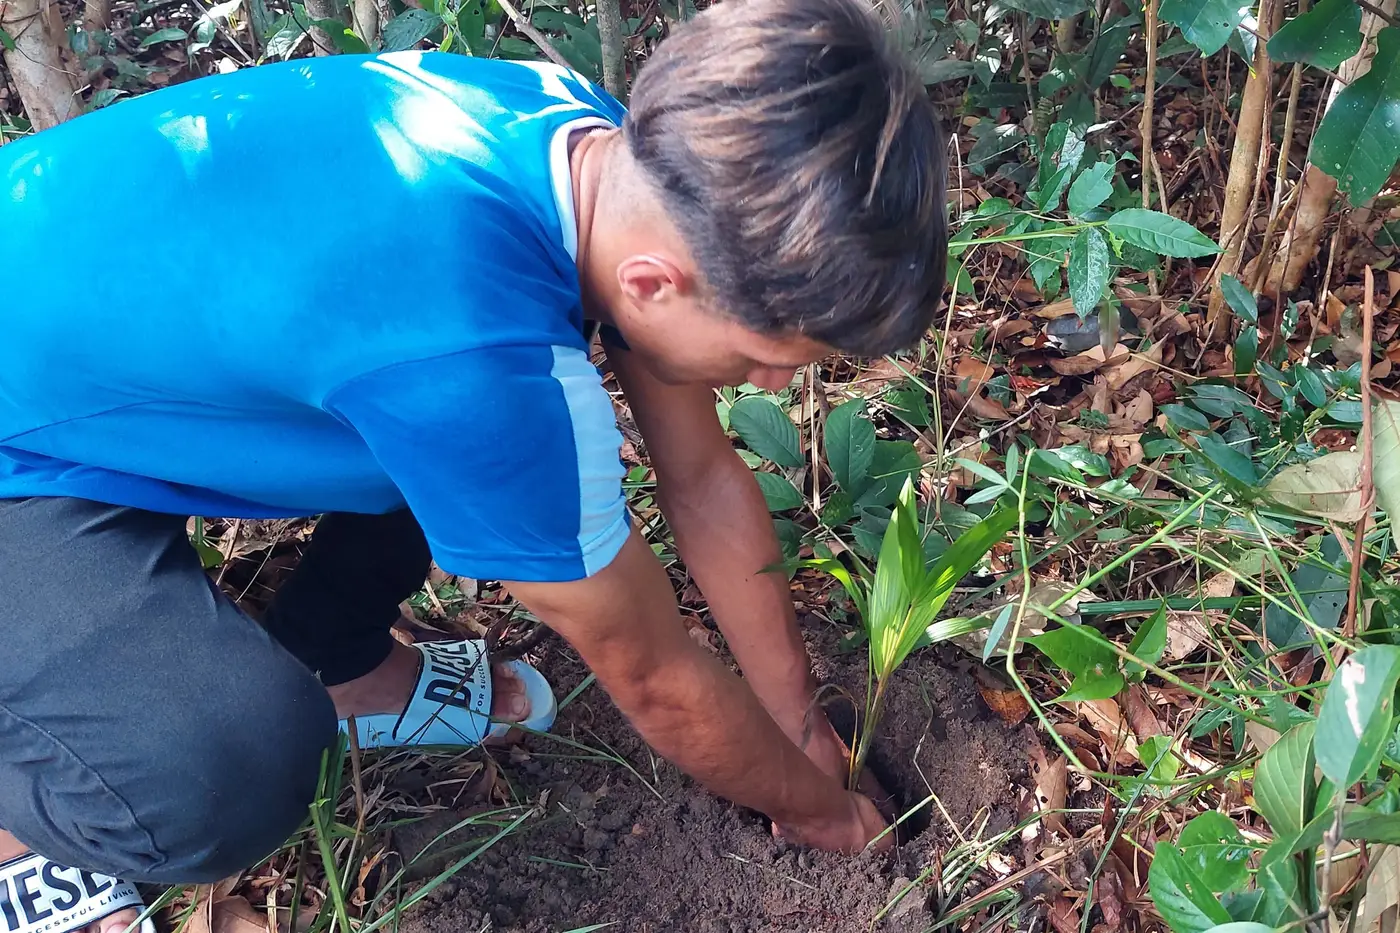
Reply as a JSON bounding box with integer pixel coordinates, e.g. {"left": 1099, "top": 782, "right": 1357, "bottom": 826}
{"left": 1, "top": 657, "right": 337, "bottom": 885}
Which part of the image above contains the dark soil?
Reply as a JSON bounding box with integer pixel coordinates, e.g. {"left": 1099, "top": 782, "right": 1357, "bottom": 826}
{"left": 397, "top": 621, "right": 1035, "bottom": 933}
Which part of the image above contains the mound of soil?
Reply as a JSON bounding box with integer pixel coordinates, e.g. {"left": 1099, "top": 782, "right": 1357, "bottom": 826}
{"left": 398, "top": 623, "right": 1034, "bottom": 933}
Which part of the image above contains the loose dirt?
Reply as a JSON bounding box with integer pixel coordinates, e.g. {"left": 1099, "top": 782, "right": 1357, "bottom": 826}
{"left": 397, "top": 621, "right": 1034, "bottom": 933}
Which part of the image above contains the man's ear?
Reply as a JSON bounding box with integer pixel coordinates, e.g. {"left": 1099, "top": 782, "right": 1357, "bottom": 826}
{"left": 617, "top": 254, "right": 690, "bottom": 307}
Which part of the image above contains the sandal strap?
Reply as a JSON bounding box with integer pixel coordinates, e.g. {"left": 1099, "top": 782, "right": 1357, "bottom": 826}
{"left": 0, "top": 853, "right": 151, "bottom": 933}
{"left": 352, "top": 640, "right": 494, "bottom": 748}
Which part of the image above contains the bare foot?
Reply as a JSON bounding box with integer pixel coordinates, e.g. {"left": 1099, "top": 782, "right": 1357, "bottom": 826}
{"left": 0, "top": 831, "right": 142, "bottom": 933}
{"left": 326, "top": 639, "right": 530, "bottom": 742}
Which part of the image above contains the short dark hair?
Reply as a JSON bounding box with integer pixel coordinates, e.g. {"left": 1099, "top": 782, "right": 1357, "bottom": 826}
{"left": 623, "top": 0, "right": 947, "bottom": 357}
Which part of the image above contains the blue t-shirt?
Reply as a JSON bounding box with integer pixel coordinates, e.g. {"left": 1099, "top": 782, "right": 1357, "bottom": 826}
{"left": 0, "top": 51, "right": 632, "bottom": 582}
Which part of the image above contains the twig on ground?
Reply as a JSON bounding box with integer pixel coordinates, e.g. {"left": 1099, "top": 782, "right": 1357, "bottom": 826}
{"left": 1344, "top": 266, "right": 1376, "bottom": 638}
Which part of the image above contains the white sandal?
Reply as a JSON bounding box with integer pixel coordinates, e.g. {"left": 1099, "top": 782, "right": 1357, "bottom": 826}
{"left": 0, "top": 852, "right": 156, "bottom": 933}
{"left": 342, "top": 639, "right": 556, "bottom": 748}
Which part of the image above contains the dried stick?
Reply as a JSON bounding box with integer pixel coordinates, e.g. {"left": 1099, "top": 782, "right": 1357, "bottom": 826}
{"left": 496, "top": 0, "right": 574, "bottom": 70}
{"left": 1344, "top": 267, "right": 1376, "bottom": 638}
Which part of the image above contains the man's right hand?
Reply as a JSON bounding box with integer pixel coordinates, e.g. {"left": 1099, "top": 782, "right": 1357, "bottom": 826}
{"left": 505, "top": 531, "right": 887, "bottom": 856}
{"left": 776, "top": 790, "right": 891, "bottom": 853}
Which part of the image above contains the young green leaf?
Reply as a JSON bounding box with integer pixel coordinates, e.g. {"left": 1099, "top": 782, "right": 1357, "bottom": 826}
{"left": 1296, "top": 366, "right": 1327, "bottom": 407}
{"left": 1262, "top": 534, "right": 1348, "bottom": 648}
{"left": 896, "top": 506, "right": 1019, "bottom": 669}
{"left": 1196, "top": 435, "right": 1259, "bottom": 486}
{"left": 825, "top": 399, "right": 877, "bottom": 495}
{"left": 1105, "top": 209, "right": 1222, "bottom": 258}
{"left": 1234, "top": 326, "right": 1258, "bottom": 376}
{"left": 855, "top": 440, "right": 922, "bottom": 508}
{"left": 1269, "top": 0, "right": 1362, "bottom": 70}
{"left": 1315, "top": 645, "right": 1400, "bottom": 788}
{"left": 1158, "top": 0, "right": 1250, "bottom": 55}
{"left": 1218, "top": 274, "right": 1258, "bottom": 324}
{"left": 139, "top": 26, "right": 188, "bottom": 47}
{"left": 1310, "top": 26, "right": 1400, "bottom": 204}
{"left": 1124, "top": 603, "right": 1167, "bottom": 680}
{"left": 1068, "top": 161, "right": 1116, "bottom": 216}
{"left": 1149, "top": 843, "right": 1233, "bottom": 933}
{"left": 753, "top": 472, "right": 803, "bottom": 512}
{"left": 382, "top": 7, "right": 441, "bottom": 50}
{"left": 729, "top": 396, "right": 804, "bottom": 468}
{"left": 1068, "top": 227, "right": 1111, "bottom": 318}
{"left": 1177, "top": 812, "right": 1251, "bottom": 894}
{"left": 1161, "top": 403, "right": 1212, "bottom": 432}
{"left": 1254, "top": 717, "right": 1316, "bottom": 834}
{"left": 1028, "top": 623, "right": 1125, "bottom": 701}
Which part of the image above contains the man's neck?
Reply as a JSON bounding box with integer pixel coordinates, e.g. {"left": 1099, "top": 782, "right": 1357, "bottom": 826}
{"left": 569, "top": 127, "right": 619, "bottom": 326}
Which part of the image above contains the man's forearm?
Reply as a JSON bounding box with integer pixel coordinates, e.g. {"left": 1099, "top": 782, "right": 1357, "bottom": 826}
{"left": 662, "top": 451, "right": 819, "bottom": 737}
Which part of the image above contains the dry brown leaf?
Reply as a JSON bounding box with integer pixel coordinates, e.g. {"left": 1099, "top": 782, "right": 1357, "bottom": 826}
{"left": 1358, "top": 846, "right": 1400, "bottom": 933}
{"left": 187, "top": 895, "right": 267, "bottom": 933}
{"left": 1030, "top": 748, "right": 1068, "bottom": 836}
{"left": 1164, "top": 612, "right": 1211, "bottom": 660}
{"left": 1120, "top": 389, "right": 1154, "bottom": 427}
{"left": 963, "top": 390, "right": 1012, "bottom": 420}
{"left": 1245, "top": 721, "right": 1282, "bottom": 754}
{"left": 683, "top": 616, "right": 720, "bottom": 654}
{"left": 1048, "top": 896, "right": 1080, "bottom": 933}
{"left": 1048, "top": 344, "right": 1130, "bottom": 376}
{"left": 953, "top": 355, "right": 996, "bottom": 390}
{"left": 1079, "top": 698, "right": 1139, "bottom": 763}
{"left": 1103, "top": 339, "right": 1166, "bottom": 391}
{"left": 979, "top": 681, "right": 1032, "bottom": 724}
{"left": 1031, "top": 298, "right": 1078, "bottom": 319}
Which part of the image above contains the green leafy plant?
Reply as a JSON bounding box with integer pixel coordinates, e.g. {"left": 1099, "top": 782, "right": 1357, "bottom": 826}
{"left": 794, "top": 478, "right": 1017, "bottom": 788}
{"left": 1149, "top": 646, "right": 1400, "bottom": 933}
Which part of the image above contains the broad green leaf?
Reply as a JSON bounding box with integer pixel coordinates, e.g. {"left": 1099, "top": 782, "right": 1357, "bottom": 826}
{"left": 1218, "top": 274, "right": 1258, "bottom": 324}
{"left": 1149, "top": 843, "right": 1232, "bottom": 933}
{"left": 1315, "top": 645, "right": 1400, "bottom": 787}
{"left": 1269, "top": 0, "right": 1362, "bottom": 70}
{"left": 1264, "top": 451, "right": 1364, "bottom": 521}
{"left": 820, "top": 490, "right": 856, "bottom": 527}
{"left": 0, "top": 26, "right": 14, "bottom": 51}
{"left": 825, "top": 399, "right": 876, "bottom": 494}
{"left": 1085, "top": 13, "right": 1140, "bottom": 90}
{"left": 982, "top": 603, "right": 1017, "bottom": 662}
{"left": 855, "top": 440, "right": 922, "bottom": 508}
{"left": 1311, "top": 26, "right": 1400, "bottom": 204}
{"left": 1027, "top": 623, "right": 1125, "bottom": 701}
{"left": 1177, "top": 812, "right": 1251, "bottom": 894}
{"left": 1124, "top": 603, "right": 1167, "bottom": 680}
{"left": 729, "top": 397, "right": 804, "bottom": 468}
{"left": 139, "top": 26, "right": 187, "bottom": 47}
{"left": 1296, "top": 366, "right": 1327, "bottom": 407}
{"left": 1138, "top": 734, "right": 1182, "bottom": 794}
{"left": 794, "top": 558, "right": 868, "bottom": 619}
{"left": 1158, "top": 0, "right": 1249, "bottom": 54}
{"left": 753, "top": 472, "right": 803, "bottom": 512}
{"left": 1374, "top": 399, "right": 1400, "bottom": 550}
{"left": 1254, "top": 722, "right": 1317, "bottom": 838}
{"left": 382, "top": 7, "right": 440, "bottom": 50}
{"left": 955, "top": 457, "right": 1010, "bottom": 487}
{"left": 1234, "top": 326, "right": 1259, "bottom": 376}
{"left": 1256, "top": 858, "right": 1306, "bottom": 928}
{"left": 1262, "top": 534, "right": 1348, "bottom": 648}
{"left": 1068, "top": 227, "right": 1111, "bottom": 318}
{"left": 1196, "top": 435, "right": 1259, "bottom": 486}
{"left": 1068, "top": 161, "right": 1116, "bottom": 216}
{"left": 868, "top": 487, "right": 916, "bottom": 674}
{"left": 1105, "top": 209, "right": 1222, "bottom": 258}
{"left": 1203, "top": 924, "right": 1277, "bottom": 933}
{"left": 1162, "top": 403, "right": 1212, "bottom": 432}
{"left": 886, "top": 387, "right": 932, "bottom": 427}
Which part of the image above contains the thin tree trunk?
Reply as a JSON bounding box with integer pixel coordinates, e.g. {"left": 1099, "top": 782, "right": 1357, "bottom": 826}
{"left": 1205, "top": 0, "right": 1277, "bottom": 339}
{"left": 595, "top": 0, "right": 626, "bottom": 101}
{"left": 1, "top": 0, "right": 79, "bottom": 130}
{"left": 1262, "top": 0, "right": 1397, "bottom": 297}
{"left": 350, "top": 0, "right": 378, "bottom": 48}
{"left": 1054, "top": 14, "right": 1079, "bottom": 51}
{"left": 303, "top": 0, "right": 339, "bottom": 55}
